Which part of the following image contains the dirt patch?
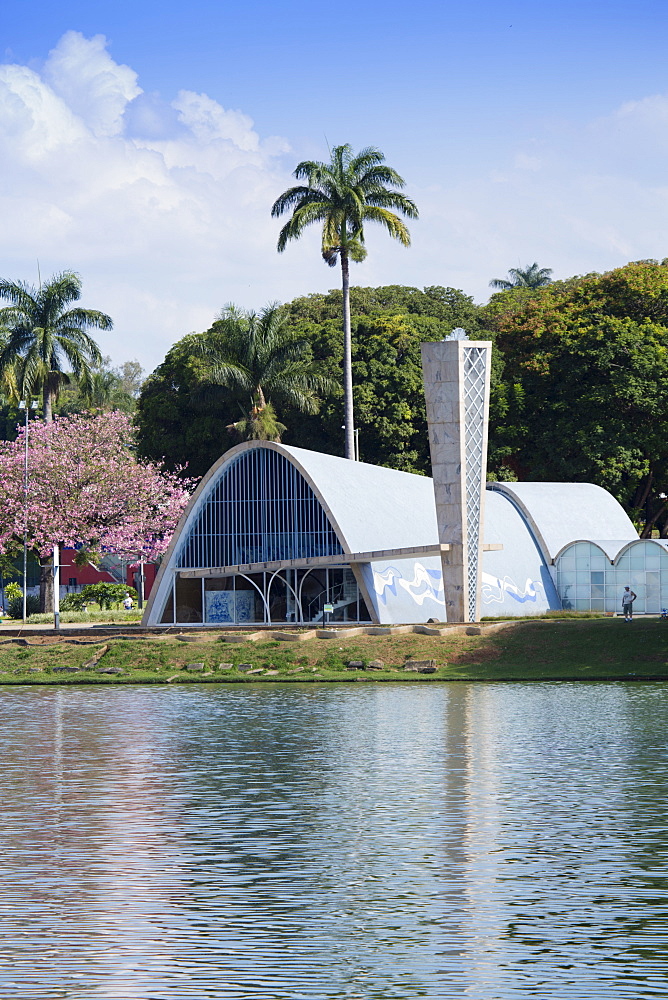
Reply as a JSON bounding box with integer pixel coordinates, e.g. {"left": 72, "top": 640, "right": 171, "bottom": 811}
{"left": 450, "top": 646, "right": 502, "bottom": 664}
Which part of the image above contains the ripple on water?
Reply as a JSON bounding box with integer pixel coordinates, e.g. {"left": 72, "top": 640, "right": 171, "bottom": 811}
{"left": 1, "top": 682, "right": 668, "bottom": 998}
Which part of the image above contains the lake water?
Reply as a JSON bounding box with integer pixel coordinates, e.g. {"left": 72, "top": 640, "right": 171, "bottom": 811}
{"left": 1, "top": 682, "right": 667, "bottom": 998}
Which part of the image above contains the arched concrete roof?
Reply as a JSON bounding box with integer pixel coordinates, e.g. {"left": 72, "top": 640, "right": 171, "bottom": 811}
{"left": 145, "top": 444, "right": 634, "bottom": 625}
{"left": 482, "top": 488, "right": 560, "bottom": 612}
{"left": 143, "top": 442, "right": 442, "bottom": 625}
{"left": 488, "top": 482, "right": 638, "bottom": 562}
{"left": 278, "top": 444, "right": 439, "bottom": 552}
{"left": 612, "top": 538, "right": 668, "bottom": 562}
{"left": 552, "top": 540, "right": 634, "bottom": 562}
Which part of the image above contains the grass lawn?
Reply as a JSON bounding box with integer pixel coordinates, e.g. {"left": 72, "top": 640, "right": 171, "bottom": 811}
{"left": 13, "top": 608, "right": 143, "bottom": 625}
{"left": 0, "top": 617, "right": 665, "bottom": 684}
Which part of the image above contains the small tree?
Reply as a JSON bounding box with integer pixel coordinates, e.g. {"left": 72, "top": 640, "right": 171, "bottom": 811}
{"left": 0, "top": 411, "right": 192, "bottom": 610}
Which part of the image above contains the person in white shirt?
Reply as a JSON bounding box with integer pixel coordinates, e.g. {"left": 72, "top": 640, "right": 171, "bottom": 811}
{"left": 621, "top": 586, "right": 637, "bottom": 621}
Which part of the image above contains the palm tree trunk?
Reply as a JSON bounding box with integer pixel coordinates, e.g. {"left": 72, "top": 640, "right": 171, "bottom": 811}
{"left": 43, "top": 387, "right": 53, "bottom": 423}
{"left": 39, "top": 553, "right": 53, "bottom": 613}
{"left": 341, "top": 252, "right": 355, "bottom": 460}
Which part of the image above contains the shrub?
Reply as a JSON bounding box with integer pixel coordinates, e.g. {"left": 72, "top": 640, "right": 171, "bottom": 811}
{"left": 79, "top": 583, "right": 137, "bottom": 610}
{"left": 4, "top": 582, "right": 22, "bottom": 604}
{"left": 61, "top": 593, "right": 88, "bottom": 611}
{"left": 7, "top": 594, "right": 40, "bottom": 618}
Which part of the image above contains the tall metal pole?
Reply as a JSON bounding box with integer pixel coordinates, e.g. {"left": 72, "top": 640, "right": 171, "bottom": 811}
{"left": 53, "top": 544, "right": 60, "bottom": 631}
{"left": 22, "top": 402, "right": 29, "bottom": 624}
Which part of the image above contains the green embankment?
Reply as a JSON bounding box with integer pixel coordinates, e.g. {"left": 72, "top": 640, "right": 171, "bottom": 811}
{"left": 0, "top": 618, "right": 665, "bottom": 684}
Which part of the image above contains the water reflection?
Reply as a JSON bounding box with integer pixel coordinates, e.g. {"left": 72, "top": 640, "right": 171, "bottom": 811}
{"left": 0, "top": 683, "right": 667, "bottom": 997}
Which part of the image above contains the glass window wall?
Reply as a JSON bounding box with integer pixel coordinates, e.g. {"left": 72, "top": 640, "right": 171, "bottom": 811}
{"left": 176, "top": 449, "right": 344, "bottom": 570}
{"left": 167, "top": 565, "right": 371, "bottom": 625}
{"left": 556, "top": 541, "right": 668, "bottom": 613}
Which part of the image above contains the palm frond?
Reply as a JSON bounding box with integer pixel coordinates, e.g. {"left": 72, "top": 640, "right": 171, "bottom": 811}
{"left": 0, "top": 270, "right": 110, "bottom": 413}
{"left": 361, "top": 206, "right": 413, "bottom": 245}
{"left": 356, "top": 164, "right": 406, "bottom": 188}
{"left": 227, "top": 401, "right": 287, "bottom": 442}
{"left": 0, "top": 279, "right": 38, "bottom": 312}
{"left": 271, "top": 185, "right": 325, "bottom": 217}
{"left": 490, "top": 262, "right": 553, "bottom": 290}
{"left": 363, "top": 189, "right": 419, "bottom": 218}
{"left": 58, "top": 307, "right": 113, "bottom": 332}
{"left": 276, "top": 202, "right": 332, "bottom": 251}
{"left": 272, "top": 143, "right": 417, "bottom": 265}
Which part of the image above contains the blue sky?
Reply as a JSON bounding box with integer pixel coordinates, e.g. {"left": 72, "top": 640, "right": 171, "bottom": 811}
{"left": 2, "top": 1, "right": 668, "bottom": 370}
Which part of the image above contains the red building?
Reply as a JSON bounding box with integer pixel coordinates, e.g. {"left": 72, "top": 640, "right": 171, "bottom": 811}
{"left": 59, "top": 549, "right": 157, "bottom": 598}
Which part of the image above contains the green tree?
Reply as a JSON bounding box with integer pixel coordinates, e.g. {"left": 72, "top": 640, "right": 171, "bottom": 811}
{"left": 0, "top": 271, "right": 112, "bottom": 421}
{"left": 136, "top": 284, "right": 490, "bottom": 478}
{"left": 58, "top": 356, "right": 144, "bottom": 416}
{"left": 135, "top": 335, "right": 232, "bottom": 479}
{"left": 271, "top": 144, "right": 418, "bottom": 460}
{"left": 279, "top": 285, "right": 493, "bottom": 471}
{"left": 489, "top": 262, "right": 553, "bottom": 290}
{"left": 77, "top": 582, "right": 137, "bottom": 610}
{"left": 485, "top": 260, "right": 668, "bottom": 535}
{"left": 195, "top": 304, "right": 332, "bottom": 442}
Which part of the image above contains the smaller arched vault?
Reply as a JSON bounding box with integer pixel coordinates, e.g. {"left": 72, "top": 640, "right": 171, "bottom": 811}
{"left": 143, "top": 442, "right": 644, "bottom": 626}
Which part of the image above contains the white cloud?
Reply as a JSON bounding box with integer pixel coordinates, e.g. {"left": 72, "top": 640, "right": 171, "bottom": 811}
{"left": 0, "top": 32, "right": 307, "bottom": 371}
{"left": 514, "top": 152, "right": 541, "bottom": 171}
{"left": 44, "top": 31, "right": 141, "bottom": 138}
{"left": 0, "top": 63, "right": 86, "bottom": 157}
{"left": 172, "top": 89, "right": 259, "bottom": 151}
{"left": 1, "top": 31, "right": 668, "bottom": 375}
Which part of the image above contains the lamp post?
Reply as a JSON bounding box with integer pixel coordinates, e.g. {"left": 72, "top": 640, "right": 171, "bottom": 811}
{"left": 137, "top": 554, "right": 145, "bottom": 610}
{"left": 53, "top": 544, "right": 60, "bottom": 632}
{"left": 18, "top": 400, "right": 37, "bottom": 624}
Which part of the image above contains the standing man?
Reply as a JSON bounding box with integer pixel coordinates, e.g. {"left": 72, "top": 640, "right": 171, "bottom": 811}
{"left": 621, "top": 586, "right": 637, "bottom": 621}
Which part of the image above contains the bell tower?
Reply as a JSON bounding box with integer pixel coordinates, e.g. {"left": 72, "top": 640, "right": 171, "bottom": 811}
{"left": 420, "top": 337, "right": 492, "bottom": 622}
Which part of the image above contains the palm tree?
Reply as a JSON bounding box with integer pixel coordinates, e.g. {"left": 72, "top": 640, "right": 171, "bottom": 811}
{"left": 0, "top": 271, "right": 112, "bottom": 421}
{"left": 195, "top": 304, "right": 332, "bottom": 442}
{"left": 271, "top": 144, "right": 418, "bottom": 460}
{"left": 85, "top": 369, "right": 133, "bottom": 413}
{"left": 489, "top": 263, "right": 553, "bottom": 290}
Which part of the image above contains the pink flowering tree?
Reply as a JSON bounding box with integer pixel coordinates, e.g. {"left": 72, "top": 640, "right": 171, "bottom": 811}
{"left": 0, "top": 411, "right": 193, "bottom": 610}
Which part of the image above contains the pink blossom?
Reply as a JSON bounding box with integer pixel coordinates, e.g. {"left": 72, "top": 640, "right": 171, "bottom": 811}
{"left": 0, "top": 411, "right": 193, "bottom": 560}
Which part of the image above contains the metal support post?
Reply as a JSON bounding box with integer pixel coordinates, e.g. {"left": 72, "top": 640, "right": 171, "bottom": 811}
{"left": 53, "top": 544, "right": 60, "bottom": 631}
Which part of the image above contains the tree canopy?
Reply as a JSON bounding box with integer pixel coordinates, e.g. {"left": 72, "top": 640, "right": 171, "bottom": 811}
{"left": 136, "top": 284, "right": 486, "bottom": 477}
{"left": 0, "top": 271, "right": 112, "bottom": 420}
{"left": 135, "top": 333, "right": 233, "bottom": 480}
{"left": 58, "top": 356, "right": 144, "bottom": 416}
{"left": 136, "top": 262, "right": 668, "bottom": 536}
{"left": 485, "top": 259, "right": 668, "bottom": 535}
